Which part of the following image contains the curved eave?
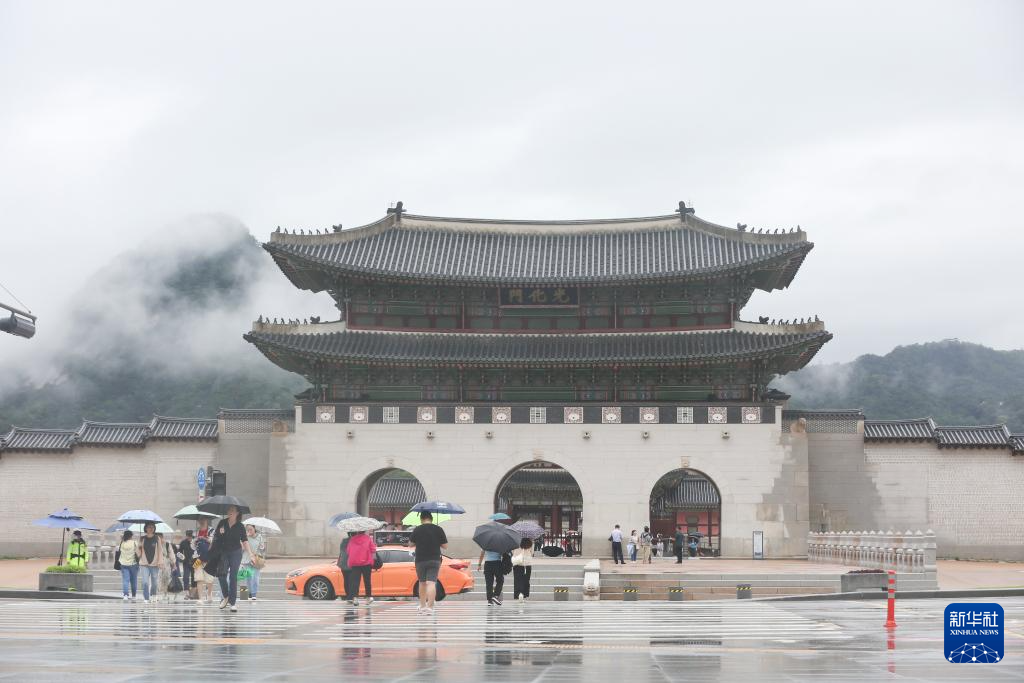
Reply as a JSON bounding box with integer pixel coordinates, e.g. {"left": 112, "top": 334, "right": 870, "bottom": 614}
{"left": 264, "top": 240, "right": 813, "bottom": 291}
{"left": 243, "top": 328, "right": 832, "bottom": 371}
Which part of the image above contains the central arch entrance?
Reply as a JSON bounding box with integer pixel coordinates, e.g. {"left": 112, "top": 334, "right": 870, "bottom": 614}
{"left": 649, "top": 469, "right": 721, "bottom": 557}
{"left": 495, "top": 461, "right": 583, "bottom": 555}
{"left": 355, "top": 468, "right": 425, "bottom": 525}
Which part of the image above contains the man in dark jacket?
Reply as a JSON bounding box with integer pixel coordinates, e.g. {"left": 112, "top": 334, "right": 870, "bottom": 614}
{"left": 674, "top": 526, "right": 685, "bottom": 563}
{"left": 337, "top": 532, "right": 355, "bottom": 601}
{"left": 178, "top": 530, "right": 195, "bottom": 593}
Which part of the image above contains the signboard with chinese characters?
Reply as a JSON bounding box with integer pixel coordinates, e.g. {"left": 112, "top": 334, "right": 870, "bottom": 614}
{"left": 944, "top": 603, "right": 1003, "bottom": 664}
{"left": 499, "top": 286, "right": 579, "bottom": 307}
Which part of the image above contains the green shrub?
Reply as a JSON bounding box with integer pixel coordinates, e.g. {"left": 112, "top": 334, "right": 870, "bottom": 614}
{"left": 44, "top": 565, "right": 86, "bottom": 574}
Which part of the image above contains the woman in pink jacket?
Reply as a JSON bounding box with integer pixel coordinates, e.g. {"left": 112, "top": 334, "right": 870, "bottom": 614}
{"left": 344, "top": 531, "right": 377, "bottom": 606}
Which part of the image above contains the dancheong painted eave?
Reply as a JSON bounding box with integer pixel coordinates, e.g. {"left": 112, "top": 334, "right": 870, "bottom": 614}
{"left": 263, "top": 205, "right": 813, "bottom": 290}
{"left": 243, "top": 324, "right": 832, "bottom": 371}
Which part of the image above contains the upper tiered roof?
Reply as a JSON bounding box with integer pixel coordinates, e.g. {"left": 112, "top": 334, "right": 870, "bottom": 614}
{"left": 264, "top": 204, "right": 812, "bottom": 290}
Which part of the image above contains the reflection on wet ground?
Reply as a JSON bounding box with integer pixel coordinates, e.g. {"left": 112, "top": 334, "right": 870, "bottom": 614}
{"left": 0, "top": 597, "right": 1020, "bottom": 681}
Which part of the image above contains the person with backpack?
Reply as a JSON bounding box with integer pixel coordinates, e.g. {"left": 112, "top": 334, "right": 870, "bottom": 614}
{"left": 477, "top": 547, "right": 506, "bottom": 606}
{"left": 639, "top": 526, "right": 653, "bottom": 564}
{"left": 345, "top": 530, "right": 377, "bottom": 606}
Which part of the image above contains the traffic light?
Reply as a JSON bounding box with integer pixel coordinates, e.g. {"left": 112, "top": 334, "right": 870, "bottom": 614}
{"left": 204, "top": 467, "right": 227, "bottom": 496}
{"left": 0, "top": 311, "right": 35, "bottom": 339}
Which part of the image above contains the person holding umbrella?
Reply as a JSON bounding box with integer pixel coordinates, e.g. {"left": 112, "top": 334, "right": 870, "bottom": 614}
{"left": 241, "top": 524, "right": 266, "bottom": 601}
{"left": 137, "top": 522, "right": 164, "bottom": 604}
{"left": 210, "top": 504, "right": 253, "bottom": 612}
{"left": 474, "top": 519, "right": 521, "bottom": 607}
{"left": 345, "top": 530, "right": 377, "bottom": 606}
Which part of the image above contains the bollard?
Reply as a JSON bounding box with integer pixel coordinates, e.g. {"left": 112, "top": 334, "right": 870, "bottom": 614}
{"left": 623, "top": 586, "right": 639, "bottom": 601}
{"left": 736, "top": 584, "right": 752, "bottom": 600}
{"left": 884, "top": 569, "right": 897, "bottom": 628}
{"left": 553, "top": 586, "right": 569, "bottom": 602}
{"left": 668, "top": 587, "right": 685, "bottom": 602}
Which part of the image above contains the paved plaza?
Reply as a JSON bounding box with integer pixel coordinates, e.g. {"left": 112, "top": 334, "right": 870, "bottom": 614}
{"left": 0, "top": 597, "right": 1020, "bottom": 681}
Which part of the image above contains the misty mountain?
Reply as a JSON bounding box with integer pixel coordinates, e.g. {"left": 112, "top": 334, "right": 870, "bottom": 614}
{"left": 774, "top": 341, "right": 1024, "bottom": 431}
{"left": 0, "top": 216, "right": 312, "bottom": 432}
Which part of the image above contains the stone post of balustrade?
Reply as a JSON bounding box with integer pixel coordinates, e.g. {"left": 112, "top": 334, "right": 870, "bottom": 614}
{"left": 924, "top": 529, "right": 937, "bottom": 577}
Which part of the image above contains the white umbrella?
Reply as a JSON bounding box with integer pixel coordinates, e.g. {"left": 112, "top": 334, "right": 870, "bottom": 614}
{"left": 243, "top": 516, "right": 281, "bottom": 534}
{"left": 336, "top": 516, "right": 385, "bottom": 533}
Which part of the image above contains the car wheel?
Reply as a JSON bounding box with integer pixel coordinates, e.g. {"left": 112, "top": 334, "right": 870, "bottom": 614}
{"left": 305, "top": 576, "right": 335, "bottom": 601}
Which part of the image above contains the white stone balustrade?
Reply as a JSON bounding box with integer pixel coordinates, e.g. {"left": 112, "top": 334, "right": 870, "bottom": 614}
{"left": 807, "top": 529, "right": 936, "bottom": 575}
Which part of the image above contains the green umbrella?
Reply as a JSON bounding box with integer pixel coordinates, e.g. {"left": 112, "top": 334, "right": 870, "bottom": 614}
{"left": 402, "top": 510, "right": 452, "bottom": 526}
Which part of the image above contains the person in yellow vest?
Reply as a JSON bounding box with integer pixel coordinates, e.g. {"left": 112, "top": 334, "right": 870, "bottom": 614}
{"left": 66, "top": 530, "right": 90, "bottom": 570}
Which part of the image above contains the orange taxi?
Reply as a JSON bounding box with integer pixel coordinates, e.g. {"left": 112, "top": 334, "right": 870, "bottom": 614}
{"left": 285, "top": 545, "right": 474, "bottom": 601}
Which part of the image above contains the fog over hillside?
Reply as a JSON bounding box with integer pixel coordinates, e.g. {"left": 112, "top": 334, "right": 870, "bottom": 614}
{"left": 0, "top": 215, "right": 335, "bottom": 430}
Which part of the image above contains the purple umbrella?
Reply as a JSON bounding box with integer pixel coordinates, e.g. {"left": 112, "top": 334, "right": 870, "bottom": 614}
{"left": 32, "top": 507, "right": 99, "bottom": 566}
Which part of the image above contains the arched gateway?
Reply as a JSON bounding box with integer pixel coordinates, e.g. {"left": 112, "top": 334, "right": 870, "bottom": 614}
{"left": 495, "top": 461, "right": 583, "bottom": 553}
{"left": 649, "top": 469, "right": 721, "bottom": 556}
{"left": 355, "top": 468, "right": 426, "bottom": 524}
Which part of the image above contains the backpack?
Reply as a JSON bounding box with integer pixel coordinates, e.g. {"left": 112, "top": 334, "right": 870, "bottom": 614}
{"left": 500, "top": 552, "right": 513, "bottom": 575}
{"left": 640, "top": 532, "right": 652, "bottom": 545}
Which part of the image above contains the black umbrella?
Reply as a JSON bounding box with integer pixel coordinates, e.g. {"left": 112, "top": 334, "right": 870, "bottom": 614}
{"left": 541, "top": 545, "right": 564, "bottom": 557}
{"left": 472, "top": 522, "right": 522, "bottom": 554}
{"left": 197, "top": 495, "right": 251, "bottom": 515}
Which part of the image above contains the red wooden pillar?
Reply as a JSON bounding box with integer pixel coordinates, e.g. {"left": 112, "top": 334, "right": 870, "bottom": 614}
{"left": 551, "top": 505, "right": 561, "bottom": 535}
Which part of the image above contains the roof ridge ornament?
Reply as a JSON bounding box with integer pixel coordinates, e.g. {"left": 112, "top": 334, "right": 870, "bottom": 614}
{"left": 676, "top": 201, "right": 695, "bottom": 217}
{"left": 387, "top": 201, "right": 405, "bottom": 218}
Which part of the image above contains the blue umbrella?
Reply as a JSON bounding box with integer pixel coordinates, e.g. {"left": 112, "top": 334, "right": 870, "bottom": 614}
{"left": 118, "top": 509, "right": 163, "bottom": 524}
{"left": 328, "top": 512, "right": 359, "bottom": 527}
{"left": 489, "top": 513, "right": 511, "bottom": 521}
{"left": 411, "top": 501, "right": 466, "bottom": 515}
{"left": 32, "top": 508, "right": 99, "bottom": 566}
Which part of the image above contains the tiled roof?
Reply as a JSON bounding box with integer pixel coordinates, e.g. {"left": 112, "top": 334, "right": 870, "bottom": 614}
{"left": 661, "top": 478, "right": 721, "bottom": 507}
{"left": 77, "top": 421, "right": 150, "bottom": 447}
{"left": 864, "top": 418, "right": 1018, "bottom": 451}
{"left": 148, "top": 416, "right": 219, "bottom": 441}
{"left": 0, "top": 415, "right": 219, "bottom": 454}
{"left": 1010, "top": 435, "right": 1024, "bottom": 455}
{"left": 935, "top": 425, "right": 1011, "bottom": 449}
{"left": 265, "top": 211, "right": 813, "bottom": 289}
{"left": 0, "top": 428, "right": 77, "bottom": 452}
{"left": 367, "top": 477, "right": 425, "bottom": 507}
{"left": 245, "top": 327, "right": 833, "bottom": 369}
{"left": 864, "top": 418, "right": 936, "bottom": 441}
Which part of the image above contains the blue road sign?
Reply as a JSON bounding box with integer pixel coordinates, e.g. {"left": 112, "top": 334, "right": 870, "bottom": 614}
{"left": 197, "top": 467, "right": 207, "bottom": 491}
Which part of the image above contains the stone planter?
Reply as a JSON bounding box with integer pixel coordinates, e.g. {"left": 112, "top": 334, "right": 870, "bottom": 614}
{"left": 39, "top": 572, "right": 94, "bottom": 592}
{"left": 840, "top": 572, "right": 887, "bottom": 593}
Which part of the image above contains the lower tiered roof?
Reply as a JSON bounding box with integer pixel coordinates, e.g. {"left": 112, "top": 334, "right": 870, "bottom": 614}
{"left": 244, "top": 323, "right": 832, "bottom": 371}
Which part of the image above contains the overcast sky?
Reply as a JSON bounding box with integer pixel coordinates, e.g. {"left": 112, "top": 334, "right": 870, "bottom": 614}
{"left": 1, "top": 0, "right": 1021, "bottom": 365}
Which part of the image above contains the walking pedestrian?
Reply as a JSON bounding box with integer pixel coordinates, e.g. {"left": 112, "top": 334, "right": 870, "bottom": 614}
{"left": 674, "top": 526, "right": 685, "bottom": 563}
{"left": 639, "top": 526, "right": 653, "bottom": 564}
{"left": 478, "top": 546, "right": 504, "bottom": 606}
{"left": 512, "top": 537, "right": 533, "bottom": 602}
{"left": 156, "top": 533, "right": 178, "bottom": 603}
{"left": 242, "top": 524, "right": 266, "bottom": 601}
{"left": 137, "top": 522, "right": 163, "bottom": 604}
{"left": 609, "top": 524, "right": 625, "bottom": 564}
{"left": 66, "top": 530, "right": 89, "bottom": 569}
{"left": 337, "top": 531, "right": 355, "bottom": 602}
{"left": 345, "top": 530, "right": 377, "bottom": 606}
{"left": 117, "top": 530, "right": 140, "bottom": 601}
{"left": 178, "top": 530, "right": 195, "bottom": 597}
{"left": 628, "top": 529, "right": 638, "bottom": 563}
{"left": 409, "top": 511, "right": 448, "bottom": 615}
{"left": 212, "top": 505, "right": 253, "bottom": 613}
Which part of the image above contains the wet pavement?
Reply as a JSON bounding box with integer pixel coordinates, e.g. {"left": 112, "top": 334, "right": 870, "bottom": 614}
{"left": 0, "top": 597, "right": 1021, "bottom": 681}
